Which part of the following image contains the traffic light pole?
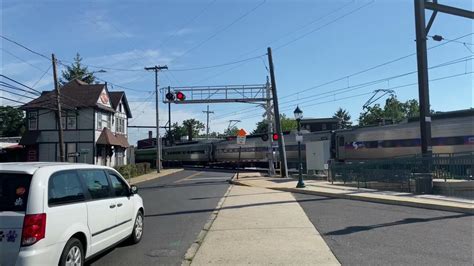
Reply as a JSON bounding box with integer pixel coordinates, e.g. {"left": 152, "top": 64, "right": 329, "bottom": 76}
{"left": 267, "top": 47, "right": 288, "bottom": 178}
{"left": 145, "top": 65, "right": 168, "bottom": 172}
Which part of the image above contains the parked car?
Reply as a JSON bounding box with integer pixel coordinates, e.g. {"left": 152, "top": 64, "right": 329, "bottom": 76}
{"left": 0, "top": 162, "right": 145, "bottom": 266}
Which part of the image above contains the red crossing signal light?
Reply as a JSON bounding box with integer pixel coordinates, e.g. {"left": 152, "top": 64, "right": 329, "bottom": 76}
{"left": 176, "top": 91, "right": 186, "bottom": 101}
{"left": 272, "top": 133, "right": 279, "bottom": 141}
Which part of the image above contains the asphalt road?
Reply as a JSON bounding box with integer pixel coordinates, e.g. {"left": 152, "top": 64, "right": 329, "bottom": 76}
{"left": 294, "top": 193, "right": 473, "bottom": 266}
{"left": 89, "top": 169, "right": 232, "bottom": 266}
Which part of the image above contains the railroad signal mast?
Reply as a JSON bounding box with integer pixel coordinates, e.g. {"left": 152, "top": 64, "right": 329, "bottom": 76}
{"left": 160, "top": 51, "right": 286, "bottom": 176}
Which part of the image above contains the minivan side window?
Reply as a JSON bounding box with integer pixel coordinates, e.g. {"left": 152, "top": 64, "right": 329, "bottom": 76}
{"left": 108, "top": 173, "right": 129, "bottom": 197}
{"left": 78, "top": 170, "right": 111, "bottom": 200}
{"left": 48, "top": 171, "right": 85, "bottom": 206}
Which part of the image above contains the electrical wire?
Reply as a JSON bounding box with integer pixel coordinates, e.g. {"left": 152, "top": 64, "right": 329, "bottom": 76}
{"left": 274, "top": 1, "right": 375, "bottom": 51}
{"left": 0, "top": 88, "right": 37, "bottom": 100}
{"left": 168, "top": 0, "right": 267, "bottom": 65}
{"left": 0, "top": 74, "right": 42, "bottom": 95}
{"left": 0, "top": 96, "right": 27, "bottom": 105}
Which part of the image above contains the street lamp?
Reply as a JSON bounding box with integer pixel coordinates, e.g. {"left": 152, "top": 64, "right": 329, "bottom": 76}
{"left": 294, "top": 105, "right": 305, "bottom": 188}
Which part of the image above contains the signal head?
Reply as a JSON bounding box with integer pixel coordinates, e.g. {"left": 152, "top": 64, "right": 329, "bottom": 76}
{"left": 272, "top": 133, "right": 279, "bottom": 141}
{"left": 165, "top": 92, "right": 175, "bottom": 101}
{"left": 176, "top": 91, "right": 186, "bottom": 101}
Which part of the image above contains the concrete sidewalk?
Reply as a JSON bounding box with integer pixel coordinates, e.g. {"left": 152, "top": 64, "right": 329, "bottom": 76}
{"left": 127, "top": 168, "right": 183, "bottom": 185}
{"left": 190, "top": 185, "right": 340, "bottom": 265}
{"left": 231, "top": 175, "right": 474, "bottom": 214}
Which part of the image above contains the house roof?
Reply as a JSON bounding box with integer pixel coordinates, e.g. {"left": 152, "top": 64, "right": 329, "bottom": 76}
{"left": 21, "top": 79, "right": 115, "bottom": 113}
{"left": 301, "top": 117, "right": 341, "bottom": 123}
{"left": 96, "top": 128, "right": 129, "bottom": 148}
{"left": 109, "top": 91, "right": 132, "bottom": 118}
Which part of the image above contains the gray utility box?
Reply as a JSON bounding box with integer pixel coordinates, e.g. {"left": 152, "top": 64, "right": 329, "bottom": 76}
{"left": 305, "top": 140, "right": 331, "bottom": 174}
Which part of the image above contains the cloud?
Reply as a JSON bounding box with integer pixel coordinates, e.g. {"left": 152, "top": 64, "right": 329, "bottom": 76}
{"left": 80, "top": 10, "right": 133, "bottom": 39}
{"left": 172, "top": 28, "right": 198, "bottom": 37}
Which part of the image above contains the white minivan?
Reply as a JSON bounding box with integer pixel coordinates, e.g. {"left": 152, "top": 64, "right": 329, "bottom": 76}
{"left": 0, "top": 162, "right": 145, "bottom": 266}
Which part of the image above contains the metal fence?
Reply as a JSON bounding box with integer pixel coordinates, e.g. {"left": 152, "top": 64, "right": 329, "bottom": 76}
{"left": 329, "top": 152, "right": 473, "bottom": 185}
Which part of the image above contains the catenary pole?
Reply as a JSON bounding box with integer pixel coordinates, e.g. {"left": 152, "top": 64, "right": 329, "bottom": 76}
{"left": 267, "top": 47, "right": 288, "bottom": 178}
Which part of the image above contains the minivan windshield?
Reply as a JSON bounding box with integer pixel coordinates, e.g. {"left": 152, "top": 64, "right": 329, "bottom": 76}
{"left": 0, "top": 173, "right": 32, "bottom": 212}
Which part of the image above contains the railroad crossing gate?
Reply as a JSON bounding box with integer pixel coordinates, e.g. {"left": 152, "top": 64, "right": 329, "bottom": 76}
{"left": 236, "top": 129, "right": 247, "bottom": 145}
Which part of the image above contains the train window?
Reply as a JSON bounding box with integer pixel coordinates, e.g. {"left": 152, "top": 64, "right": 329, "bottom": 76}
{"left": 432, "top": 136, "right": 465, "bottom": 146}
{"left": 364, "top": 141, "right": 378, "bottom": 148}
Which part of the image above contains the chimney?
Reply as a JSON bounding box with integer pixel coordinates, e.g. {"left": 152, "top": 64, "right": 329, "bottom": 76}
{"left": 148, "top": 131, "right": 153, "bottom": 139}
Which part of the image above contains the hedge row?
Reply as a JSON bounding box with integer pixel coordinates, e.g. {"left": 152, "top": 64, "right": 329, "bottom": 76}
{"left": 115, "top": 162, "right": 152, "bottom": 179}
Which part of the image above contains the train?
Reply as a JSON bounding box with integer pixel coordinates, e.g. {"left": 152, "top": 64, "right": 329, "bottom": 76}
{"left": 135, "top": 109, "right": 474, "bottom": 169}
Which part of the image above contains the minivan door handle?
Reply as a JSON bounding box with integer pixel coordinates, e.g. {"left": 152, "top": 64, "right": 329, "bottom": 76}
{"left": 109, "top": 204, "right": 116, "bottom": 209}
{"left": 117, "top": 203, "right": 123, "bottom": 207}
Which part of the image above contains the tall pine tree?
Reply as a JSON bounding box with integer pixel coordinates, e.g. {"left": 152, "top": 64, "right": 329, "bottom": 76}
{"left": 60, "top": 53, "right": 96, "bottom": 85}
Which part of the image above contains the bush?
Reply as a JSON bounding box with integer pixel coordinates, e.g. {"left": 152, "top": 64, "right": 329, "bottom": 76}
{"left": 115, "top": 162, "right": 152, "bottom": 179}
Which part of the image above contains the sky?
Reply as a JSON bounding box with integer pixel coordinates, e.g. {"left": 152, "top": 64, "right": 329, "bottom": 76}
{"left": 1, "top": 0, "right": 472, "bottom": 146}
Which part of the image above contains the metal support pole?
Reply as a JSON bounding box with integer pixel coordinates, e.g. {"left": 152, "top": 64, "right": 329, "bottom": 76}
{"left": 414, "top": 0, "right": 432, "bottom": 158}
{"left": 145, "top": 65, "right": 168, "bottom": 172}
{"left": 203, "top": 105, "right": 214, "bottom": 140}
{"left": 168, "top": 86, "right": 172, "bottom": 145}
{"left": 267, "top": 47, "right": 288, "bottom": 178}
{"left": 266, "top": 77, "right": 276, "bottom": 176}
{"left": 296, "top": 119, "right": 305, "bottom": 188}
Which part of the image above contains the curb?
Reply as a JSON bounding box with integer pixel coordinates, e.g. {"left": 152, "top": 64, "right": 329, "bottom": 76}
{"left": 230, "top": 180, "right": 473, "bottom": 214}
{"left": 129, "top": 168, "right": 184, "bottom": 185}
{"left": 182, "top": 176, "right": 235, "bottom": 266}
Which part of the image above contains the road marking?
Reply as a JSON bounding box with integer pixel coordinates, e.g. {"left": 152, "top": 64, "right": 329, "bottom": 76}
{"left": 174, "top": 172, "right": 203, "bottom": 183}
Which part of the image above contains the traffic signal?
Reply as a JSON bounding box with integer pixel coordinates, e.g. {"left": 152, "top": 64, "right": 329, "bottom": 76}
{"left": 176, "top": 91, "right": 186, "bottom": 101}
{"left": 261, "top": 134, "right": 269, "bottom": 141}
{"left": 165, "top": 92, "right": 175, "bottom": 101}
{"left": 272, "top": 133, "right": 279, "bottom": 141}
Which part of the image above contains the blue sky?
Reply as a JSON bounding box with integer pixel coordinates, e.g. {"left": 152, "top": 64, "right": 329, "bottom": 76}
{"left": 1, "top": 0, "right": 472, "bottom": 145}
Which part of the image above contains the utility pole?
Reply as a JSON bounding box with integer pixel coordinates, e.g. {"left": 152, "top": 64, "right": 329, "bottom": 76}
{"left": 144, "top": 65, "right": 168, "bottom": 172}
{"left": 52, "top": 54, "right": 65, "bottom": 162}
{"left": 414, "top": 0, "right": 473, "bottom": 157}
{"left": 203, "top": 105, "right": 214, "bottom": 139}
{"left": 267, "top": 47, "right": 288, "bottom": 178}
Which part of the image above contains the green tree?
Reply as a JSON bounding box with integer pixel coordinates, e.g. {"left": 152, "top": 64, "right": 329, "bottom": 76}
{"left": 333, "top": 108, "right": 352, "bottom": 128}
{"left": 0, "top": 107, "right": 25, "bottom": 137}
{"left": 358, "top": 95, "right": 423, "bottom": 126}
{"left": 280, "top": 114, "right": 297, "bottom": 131}
{"left": 182, "top": 119, "right": 205, "bottom": 141}
{"left": 252, "top": 114, "right": 296, "bottom": 134}
{"left": 224, "top": 126, "right": 239, "bottom": 136}
{"left": 252, "top": 120, "right": 268, "bottom": 134}
{"left": 164, "top": 122, "right": 187, "bottom": 142}
{"left": 60, "top": 53, "right": 96, "bottom": 85}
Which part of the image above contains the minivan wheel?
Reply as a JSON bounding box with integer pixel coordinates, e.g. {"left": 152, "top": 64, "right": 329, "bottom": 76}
{"left": 59, "top": 237, "right": 84, "bottom": 266}
{"left": 129, "top": 211, "right": 144, "bottom": 244}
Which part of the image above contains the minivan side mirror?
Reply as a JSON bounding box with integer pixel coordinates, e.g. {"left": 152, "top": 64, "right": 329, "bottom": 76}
{"left": 130, "top": 185, "right": 138, "bottom": 195}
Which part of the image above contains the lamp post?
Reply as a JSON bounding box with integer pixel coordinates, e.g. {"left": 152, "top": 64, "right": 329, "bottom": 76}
{"left": 294, "top": 106, "right": 305, "bottom": 188}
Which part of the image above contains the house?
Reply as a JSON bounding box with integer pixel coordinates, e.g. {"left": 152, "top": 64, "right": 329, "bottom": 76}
{"left": 300, "top": 117, "right": 341, "bottom": 132}
{"left": 20, "top": 79, "right": 132, "bottom": 167}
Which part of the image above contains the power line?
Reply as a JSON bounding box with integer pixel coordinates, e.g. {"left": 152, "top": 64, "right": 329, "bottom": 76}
{"left": 274, "top": 1, "right": 375, "bottom": 51}
{"left": 168, "top": 0, "right": 267, "bottom": 65}
{"left": 0, "top": 35, "right": 50, "bottom": 60}
{"left": 0, "top": 74, "right": 42, "bottom": 95}
{"left": 0, "top": 82, "right": 41, "bottom": 96}
{"left": 0, "top": 47, "right": 48, "bottom": 73}
{"left": 212, "top": 56, "right": 473, "bottom": 120}
{"left": 0, "top": 88, "right": 37, "bottom": 100}
{"left": 0, "top": 96, "right": 27, "bottom": 105}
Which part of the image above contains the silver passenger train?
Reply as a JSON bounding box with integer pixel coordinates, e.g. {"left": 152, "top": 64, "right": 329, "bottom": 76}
{"left": 135, "top": 109, "right": 474, "bottom": 167}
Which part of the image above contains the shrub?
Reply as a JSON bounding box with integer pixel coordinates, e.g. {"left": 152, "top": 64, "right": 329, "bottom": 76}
{"left": 115, "top": 162, "right": 152, "bottom": 179}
